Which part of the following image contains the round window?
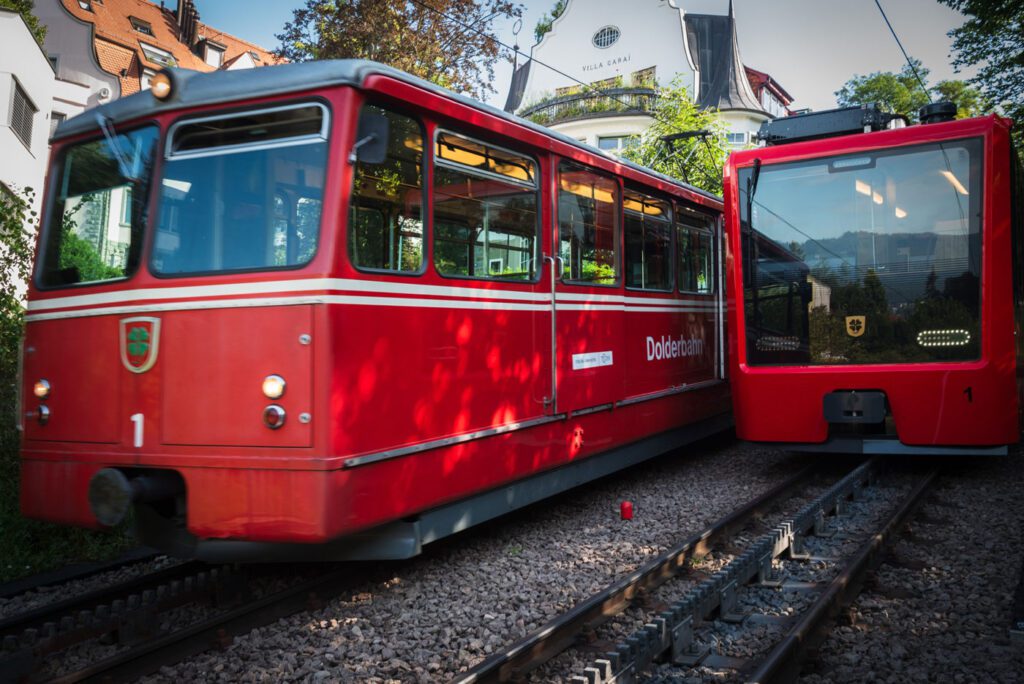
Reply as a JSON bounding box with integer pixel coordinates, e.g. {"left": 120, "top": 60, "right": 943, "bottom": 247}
{"left": 592, "top": 26, "right": 620, "bottom": 49}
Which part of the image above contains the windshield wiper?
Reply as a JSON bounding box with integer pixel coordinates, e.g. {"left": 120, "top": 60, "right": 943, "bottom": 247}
{"left": 746, "top": 157, "right": 762, "bottom": 228}
{"left": 744, "top": 158, "right": 762, "bottom": 289}
{"left": 96, "top": 113, "right": 140, "bottom": 181}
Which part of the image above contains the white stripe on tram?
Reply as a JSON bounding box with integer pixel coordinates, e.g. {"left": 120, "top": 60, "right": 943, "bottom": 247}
{"left": 24, "top": 293, "right": 722, "bottom": 322}
{"left": 26, "top": 277, "right": 552, "bottom": 312}
{"left": 27, "top": 277, "right": 719, "bottom": 317}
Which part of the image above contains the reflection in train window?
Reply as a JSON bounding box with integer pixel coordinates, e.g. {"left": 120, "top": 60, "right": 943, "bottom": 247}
{"left": 559, "top": 161, "right": 619, "bottom": 285}
{"left": 349, "top": 105, "right": 424, "bottom": 273}
{"left": 433, "top": 132, "right": 538, "bottom": 280}
{"left": 624, "top": 189, "right": 672, "bottom": 291}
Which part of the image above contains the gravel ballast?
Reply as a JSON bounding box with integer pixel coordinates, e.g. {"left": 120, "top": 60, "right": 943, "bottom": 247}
{"left": 141, "top": 437, "right": 803, "bottom": 683}
{"left": 800, "top": 453, "right": 1024, "bottom": 684}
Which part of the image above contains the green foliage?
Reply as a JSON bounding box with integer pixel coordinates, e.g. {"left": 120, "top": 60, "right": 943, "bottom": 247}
{"left": 533, "top": 0, "right": 566, "bottom": 42}
{"left": 0, "top": 189, "right": 131, "bottom": 582}
{"left": 579, "top": 260, "right": 616, "bottom": 284}
{"left": 58, "top": 227, "right": 123, "bottom": 283}
{"left": 938, "top": 0, "right": 1023, "bottom": 148}
{"left": 620, "top": 78, "right": 730, "bottom": 196}
{"left": 836, "top": 59, "right": 990, "bottom": 123}
{"left": 932, "top": 80, "right": 992, "bottom": 119}
{"left": 0, "top": 0, "right": 47, "bottom": 46}
{"left": 836, "top": 60, "right": 933, "bottom": 121}
{"left": 276, "top": 0, "right": 522, "bottom": 100}
{"left": 0, "top": 187, "right": 34, "bottom": 444}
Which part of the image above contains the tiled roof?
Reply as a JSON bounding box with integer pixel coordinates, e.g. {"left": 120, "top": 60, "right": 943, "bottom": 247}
{"left": 745, "top": 66, "right": 794, "bottom": 107}
{"left": 60, "top": 0, "right": 280, "bottom": 95}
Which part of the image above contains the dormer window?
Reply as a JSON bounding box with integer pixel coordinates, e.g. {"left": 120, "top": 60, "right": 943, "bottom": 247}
{"left": 204, "top": 41, "right": 225, "bottom": 68}
{"left": 140, "top": 42, "right": 176, "bottom": 67}
{"left": 78, "top": 0, "right": 92, "bottom": 10}
{"left": 248, "top": 51, "right": 261, "bottom": 62}
{"left": 130, "top": 17, "right": 153, "bottom": 36}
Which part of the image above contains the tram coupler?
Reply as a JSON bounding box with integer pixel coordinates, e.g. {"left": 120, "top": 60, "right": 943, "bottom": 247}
{"left": 88, "top": 468, "right": 184, "bottom": 527}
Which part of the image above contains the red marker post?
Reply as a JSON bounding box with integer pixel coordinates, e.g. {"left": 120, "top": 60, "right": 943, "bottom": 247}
{"left": 620, "top": 501, "right": 633, "bottom": 520}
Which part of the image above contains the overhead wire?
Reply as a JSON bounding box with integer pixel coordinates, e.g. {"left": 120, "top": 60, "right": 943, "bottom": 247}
{"left": 406, "top": 0, "right": 714, "bottom": 152}
{"left": 872, "top": 0, "right": 931, "bottom": 103}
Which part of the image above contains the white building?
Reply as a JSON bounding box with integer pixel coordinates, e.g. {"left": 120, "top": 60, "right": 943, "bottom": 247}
{"left": 33, "top": 0, "right": 122, "bottom": 129}
{"left": 0, "top": 9, "right": 56, "bottom": 208}
{"left": 504, "top": 0, "right": 793, "bottom": 152}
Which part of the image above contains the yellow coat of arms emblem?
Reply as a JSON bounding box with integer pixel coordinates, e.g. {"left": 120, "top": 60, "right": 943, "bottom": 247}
{"left": 845, "top": 315, "right": 866, "bottom": 338}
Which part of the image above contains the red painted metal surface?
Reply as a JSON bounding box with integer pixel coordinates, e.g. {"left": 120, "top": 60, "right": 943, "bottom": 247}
{"left": 20, "top": 72, "right": 730, "bottom": 547}
{"left": 724, "top": 115, "right": 1020, "bottom": 448}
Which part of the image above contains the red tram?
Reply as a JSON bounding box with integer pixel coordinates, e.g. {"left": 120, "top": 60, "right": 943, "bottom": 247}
{"left": 20, "top": 61, "right": 730, "bottom": 560}
{"left": 725, "top": 104, "right": 1022, "bottom": 455}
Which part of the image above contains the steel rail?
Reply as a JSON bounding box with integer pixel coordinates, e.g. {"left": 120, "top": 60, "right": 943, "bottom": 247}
{"left": 0, "top": 548, "right": 159, "bottom": 601}
{"left": 451, "top": 465, "right": 818, "bottom": 684}
{"left": 47, "top": 565, "right": 360, "bottom": 684}
{"left": 0, "top": 560, "right": 208, "bottom": 641}
{"left": 744, "top": 470, "right": 937, "bottom": 684}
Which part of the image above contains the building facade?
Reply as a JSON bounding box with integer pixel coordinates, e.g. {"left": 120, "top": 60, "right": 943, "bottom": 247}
{"left": 35, "top": 0, "right": 280, "bottom": 133}
{"left": 0, "top": 10, "right": 57, "bottom": 204}
{"left": 504, "top": 0, "right": 793, "bottom": 152}
{"left": 9, "top": 0, "right": 280, "bottom": 280}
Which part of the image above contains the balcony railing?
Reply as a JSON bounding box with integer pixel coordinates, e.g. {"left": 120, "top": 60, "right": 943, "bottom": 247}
{"left": 520, "top": 87, "right": 658, "bottom": 126}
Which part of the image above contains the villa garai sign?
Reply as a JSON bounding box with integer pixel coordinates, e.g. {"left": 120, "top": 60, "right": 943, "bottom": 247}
{"left": 581, "top": 54, "right": 632, "bottom": 72}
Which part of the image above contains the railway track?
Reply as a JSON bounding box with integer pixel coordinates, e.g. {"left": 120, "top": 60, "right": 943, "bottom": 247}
{"left": 0, "top": 548, "right": 160, "bottom": 602}
{"left": 0, "top": 557, "right": 367, "bottom": 683}
{"left": 454, "top": 458, "right": 935, "bottom": 683}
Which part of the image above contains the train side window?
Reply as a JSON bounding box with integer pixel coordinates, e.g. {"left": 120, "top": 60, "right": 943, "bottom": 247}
{"left": 349, "top": 105, "right": 424, "bottom": 273}
{"left": 558, "top": 161, "right": 619, "bottom": 285}
{"left": 677, "top": 213, "right": 714, "bottom": 294}
{"left": 433, "top": 131, "right": 539, "bottom": 280}
{"left": 624, "top": 189, "right": 672, "bottom": 291}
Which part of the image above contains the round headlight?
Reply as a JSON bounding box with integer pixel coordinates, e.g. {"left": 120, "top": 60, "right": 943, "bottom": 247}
{"left": 263, "top": 405, "right": 285, "bottom": 430}
{"left": 262, "top": 374, "right": 286, "bottom": 399}
{"left": 150, "top": 71, "right": 173, "bottom": 100}
{"left": 33, "top": 379, "right": 50, "bottom": 400}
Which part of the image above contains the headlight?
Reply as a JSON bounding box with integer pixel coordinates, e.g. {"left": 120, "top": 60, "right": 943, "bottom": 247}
{"left": 150, "top": 71, "right": 173, "bottom": 100}
{"left": 262, "top": 374, "right": 286, "bottom": 399}
{"left": 33, "top": 379, "right": 50, "bottom": 400}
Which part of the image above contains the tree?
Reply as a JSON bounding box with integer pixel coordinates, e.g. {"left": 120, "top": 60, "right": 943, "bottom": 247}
{"left": 276, "top": 0, "right": 521, "bottom": 100}
{"left": 533, "top": 0, "right": 566, "bottom": 42}
{"left": 0, "top": 0, "right": 46, "bottom": 46}
{"left": 938, "top": 0, "right": 1024, "bottom": 147}
{"left": 620, "top": 78, "right": 730, "bottom": 196}
{"left": 835, "top": 60, "right": 933, "bottom": 122}
{"left": 836, "top": 59, "right": 989, "bottom": 122}
{"left": 932, "top": 79, "right": 991, "bottom": 119}
{"left": 0, "top": 187, "right": 36, "bottom": 495}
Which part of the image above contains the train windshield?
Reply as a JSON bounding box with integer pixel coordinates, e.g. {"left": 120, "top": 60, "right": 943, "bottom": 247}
{"left": 38, "top": 125, "right": 159, "bottom": 288}
{"left": 152, "top": 103, "right": 328, "bottom": 275}
{"left": 739, "top": 137, "right": 983, "bottom": 366}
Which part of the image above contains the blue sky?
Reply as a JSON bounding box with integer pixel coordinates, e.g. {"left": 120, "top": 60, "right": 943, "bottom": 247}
{"left": 193, "top": 0, "right": 976, "bottom": 111}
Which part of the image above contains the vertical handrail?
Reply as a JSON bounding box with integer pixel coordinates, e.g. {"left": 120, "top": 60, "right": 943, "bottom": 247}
{"left": 543, "top": 255, "right": 563, "bottom": 415}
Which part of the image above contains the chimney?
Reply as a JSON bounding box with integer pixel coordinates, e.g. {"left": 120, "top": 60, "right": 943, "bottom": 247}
{"left": 175, "top": 0, "right": 200, "bottom": 47}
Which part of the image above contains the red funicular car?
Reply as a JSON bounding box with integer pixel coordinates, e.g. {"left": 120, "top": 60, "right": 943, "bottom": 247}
{"left": 725, "top": 104, "right": 1022, "bottom": 455}
{"left": 21, "top": 61, "right": 731, "bottom": 560}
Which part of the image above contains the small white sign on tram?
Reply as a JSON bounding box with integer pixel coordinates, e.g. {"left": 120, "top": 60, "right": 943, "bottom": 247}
{"left": 572, "top": 350, "right": 614, "bottom": 370}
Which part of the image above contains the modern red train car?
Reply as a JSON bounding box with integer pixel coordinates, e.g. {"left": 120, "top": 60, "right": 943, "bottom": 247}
{"left": 19, "top": 61, "right": 730, "bottom": 560}
{"left": 724, "top": 104, "right": 1022, "bottom": 455}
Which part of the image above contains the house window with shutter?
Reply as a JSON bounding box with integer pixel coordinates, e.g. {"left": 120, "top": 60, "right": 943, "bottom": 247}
{"left": 9, "top": 80, "right": 36, "bottom": 149}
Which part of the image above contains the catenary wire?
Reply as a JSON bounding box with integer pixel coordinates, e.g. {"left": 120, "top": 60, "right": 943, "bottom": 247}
{"left": 406, "top": 0, "right": 713, "bottom": 150}
{"left": 872, "top": 0, "right": 932, "bottom": 102}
